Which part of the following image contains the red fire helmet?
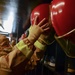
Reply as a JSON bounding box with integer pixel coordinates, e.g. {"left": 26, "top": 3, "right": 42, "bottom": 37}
{"left": 50, "top": 0, "right": 75, "bottom": 43}
{"left": 30, "top": 3, "right": 50, "bottom": 25}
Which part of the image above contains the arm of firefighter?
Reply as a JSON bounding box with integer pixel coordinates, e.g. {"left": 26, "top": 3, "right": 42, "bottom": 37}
{"left": 24, "top": 40, "right": 47, "bottom": 71}
{"left": 0, "top": 39, "right": 35, "bottom": 75}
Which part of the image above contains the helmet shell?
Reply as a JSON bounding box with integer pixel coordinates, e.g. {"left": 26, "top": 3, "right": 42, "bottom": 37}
{"left": 51, "top": 0, "right": 75, "bottom": 43}
{"left": 30, "top": 4, "right": 49, "bottom": 25}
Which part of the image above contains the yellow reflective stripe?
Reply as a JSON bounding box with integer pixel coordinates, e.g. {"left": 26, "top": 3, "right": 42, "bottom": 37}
{"left": 34, "top": 41, "right": 46, "bottom": 50}
{"left": 16, "top": 40, "right": 33, "bottom": 58}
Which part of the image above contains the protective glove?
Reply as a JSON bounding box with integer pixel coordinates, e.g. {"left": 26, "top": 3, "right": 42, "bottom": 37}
{"left": 38, "top": 25, "right": 55, "bottom": 45}
{"left": 27, "top": 16, "right": 50, "bottom": 44}
{"left": 33, "top": 25, "right": 55, "bottom": 51}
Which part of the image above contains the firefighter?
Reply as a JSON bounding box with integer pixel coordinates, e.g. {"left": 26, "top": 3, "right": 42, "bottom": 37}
{"left": 51, "top": 0, "right": 75, "bottom": 74}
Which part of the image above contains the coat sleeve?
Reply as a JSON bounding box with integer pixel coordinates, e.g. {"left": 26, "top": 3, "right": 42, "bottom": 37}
{"left": 24, "top": 40, "right": 47, "bottom": 71}
{"left": 0, "top": 39, "right": 35, "bottom": 75}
